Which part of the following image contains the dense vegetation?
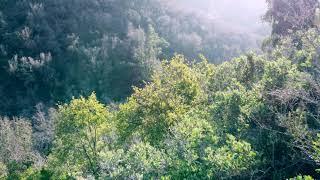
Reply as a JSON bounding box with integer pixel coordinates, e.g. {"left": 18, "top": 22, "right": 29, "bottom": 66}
{"left": 1, "top": 0, "right": 320, "bottom": 179}
{"left": 0, "top": 0, "right": 265, "bottom": 117}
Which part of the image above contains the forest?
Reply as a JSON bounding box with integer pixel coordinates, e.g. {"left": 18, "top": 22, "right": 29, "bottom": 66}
{"left": 1, "top": 0, "right": 320, "bottom": 179}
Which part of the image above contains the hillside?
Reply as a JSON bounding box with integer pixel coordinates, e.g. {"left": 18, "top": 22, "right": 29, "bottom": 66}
{"left": 1, "top": 0, "right": 320, "bottom": 179}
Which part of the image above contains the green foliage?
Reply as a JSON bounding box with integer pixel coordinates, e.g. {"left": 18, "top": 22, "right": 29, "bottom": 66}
{"left": 19, "top": 168, "right": 53, "bottom": 180}
{"left": 38, "top": 56, "right": 259, "bottom": 179}
{"left": 268, "top": 29, "right": 320, "bottom": 75}
{"left": 100, "top": 142, "right": 165, "bottom": 179}
{"left": 49, "top": 93, "right": 112, "bottom": 178}
{"left": 164, "top": 112, "right": 256, "bottom": 179}
{"left": 4, "top": 50, "right": 320, "bottom": 179}
{"left": 206, "top": 134, "right": 256, "bottom": 178}
{"left": 117, "top": 55, "right": 205, "bottom": 144}
{"left": 289, "top": 175, "right": 314, "bottom": 180}
{"left": 210, "top": 90, "right": 247, "bottom": 135}
{"left": 4, "top": 1, "right": 320, "bottom": 179}
{"left": 112, "top": 142, "right": 167, "bottom": 179}
{"left": 312, "top": 134, "right": 320, "bottom": 163}
{"left": 164, "top": 113, "right": 219, "bottom": 178}
{"left": 0, "top": 0, "right": 262, "bottom": 116}
{"left": 0, "top": 162, "right": 7, "bottom": 179}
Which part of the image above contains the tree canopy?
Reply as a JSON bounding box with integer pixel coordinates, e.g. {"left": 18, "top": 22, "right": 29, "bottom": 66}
{"left": 2, "top": 0, "right": 320, "bottom": 179}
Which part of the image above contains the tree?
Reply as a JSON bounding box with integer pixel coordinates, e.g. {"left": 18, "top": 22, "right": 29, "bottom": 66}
{"left": 49, "top": 93, "right": 113, "bottom": 179}
{"left": 164, "top": 112, "right": 256, "bottom": 179}
{"left": 132, "top": 24, "right": 168, "bottom": 81}
{"left": 113, "top": 55, "right": 257, "bottom": 179}
{"left": 0, "top": 117, "right": 33, "bottom": 164}
{"left": 0, "top": 117, "right": 38, "bottom": 179}
{"left": 116, "top": 55, "right": 205, "bottom": 145}
{"left": 0, "top": 162, "right": 7, "bottom": 179}
{"left": 264, "top": 0, "right": 319, "bottom": 35}
{"left": 100, "top": 142, "right": 168, "bottom": 179}
{"left": 0, "top": 0, "right": 265, "bottom": 117}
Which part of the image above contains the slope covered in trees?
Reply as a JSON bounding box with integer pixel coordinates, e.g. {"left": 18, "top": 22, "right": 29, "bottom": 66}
{"left": 2, "top": 0, "right": 320, "bottom": 179}
{"left": 0, "top": 0, "right": 266, "bottom": 117}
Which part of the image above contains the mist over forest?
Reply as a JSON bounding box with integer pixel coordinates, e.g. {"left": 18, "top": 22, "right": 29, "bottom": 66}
{"left": 163, "top": 0, "right": 270, "bottom": 55}
{"left": 2, "top": 0, "right": 320, "bottom": 179}
{"left": 167, "top": 0, "right": 269, "bottom": 33}
{"left": 168, "top": 0, "right": 267, "bottom": 25}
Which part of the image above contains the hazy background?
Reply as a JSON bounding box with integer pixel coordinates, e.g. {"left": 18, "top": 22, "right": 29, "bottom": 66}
{"left": 165, "top": 0, "right": 270, "bottom": 36}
